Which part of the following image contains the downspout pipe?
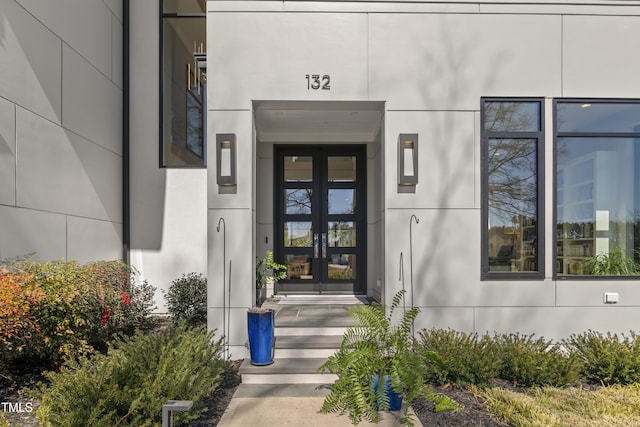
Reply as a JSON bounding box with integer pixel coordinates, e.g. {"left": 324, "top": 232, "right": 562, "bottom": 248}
{"left": 122, "top": 0, "right": 130, "bottom": 264}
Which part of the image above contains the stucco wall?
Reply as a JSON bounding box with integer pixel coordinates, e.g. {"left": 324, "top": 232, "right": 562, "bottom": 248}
{"left": 0, "top": 0, "right": 123, "bottom": 263}
{"left": 207, "top": 1, "right": 640, "bottom": 358}
{"left": 129, "top": 0, "right": 207, "bottom": 313}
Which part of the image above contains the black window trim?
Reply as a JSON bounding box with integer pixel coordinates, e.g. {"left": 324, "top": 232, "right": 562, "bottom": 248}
{"left": 481, "top": 97, "right": 546, "bottom": 281}
{"left": 159, "top": 2, "right": 207, "bottom": 169}
{"left": 553, "top": 97, "right": 640, "bottom": 280}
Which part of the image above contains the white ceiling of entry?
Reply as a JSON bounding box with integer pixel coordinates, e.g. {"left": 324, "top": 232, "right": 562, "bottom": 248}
{"left": 253, "top": 101, "right": 385, "bottom": 143}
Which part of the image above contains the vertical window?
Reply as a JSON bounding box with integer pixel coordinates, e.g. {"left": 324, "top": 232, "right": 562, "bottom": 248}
{"left": 555, "top": 100, "right": 640, "bottom": 277}
{"left": 482, "top": 98, "right": 545, "bottom": 279}
{"left": 161, "top": 0, "right": 206, "bottom": 167}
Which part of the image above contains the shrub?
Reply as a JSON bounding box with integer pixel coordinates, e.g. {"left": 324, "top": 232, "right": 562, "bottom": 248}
{"left": 0, "top": 267, "right": 44, "bottom": 363}
{"left": 496, "top": 333, "right": 580, "bottom": 387}
{"left": 35, "top": 325, "right": 226, "bottom": 427}
{"left": 418, "top": 329, "right": 500, "bottom": 386}
{"left": 165, "top": 273, "right": 207, "bottom": 327}
{"left": 564, "top": 330, "right": 640, "bottom": 385}
{"left": 1, "top": 259, "right": 156, "bottom": 367}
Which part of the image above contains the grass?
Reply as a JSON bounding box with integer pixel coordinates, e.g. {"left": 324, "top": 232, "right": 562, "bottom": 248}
{"left": 475, "top": 384, "right": 640, "bottom": 426}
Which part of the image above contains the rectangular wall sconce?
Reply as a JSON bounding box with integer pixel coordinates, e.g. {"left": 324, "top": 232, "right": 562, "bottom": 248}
{"left": 398, "top": 134, "right": 418, "bottom": 185}
{"left": 216, "top": 133, "right": 236, "bottom": 186}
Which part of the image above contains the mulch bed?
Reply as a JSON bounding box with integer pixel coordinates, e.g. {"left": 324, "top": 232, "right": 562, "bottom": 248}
{"left": 413, "top": 383, "right": 513, "bottom": 427}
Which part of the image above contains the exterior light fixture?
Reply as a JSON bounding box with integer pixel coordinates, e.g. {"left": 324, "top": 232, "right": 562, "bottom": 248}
{"left": 216, "top": 134, "right": 236, "bottom": 186}
{"left": 398, "top": 134, "right": 418, "bottom": 186}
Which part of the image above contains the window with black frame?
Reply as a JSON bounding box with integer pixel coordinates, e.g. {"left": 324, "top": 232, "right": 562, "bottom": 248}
{"left": 482, "top": 98, "right": 545, "bottom": 279}
{"left": 555, "top": 100, "right": 640, "bottom": 277}
{"left": 161, "top": 0, "right": 206, "bottom": 167}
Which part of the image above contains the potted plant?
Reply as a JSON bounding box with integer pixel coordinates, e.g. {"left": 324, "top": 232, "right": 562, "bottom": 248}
{"left": 581, "top": 247, "right": 640, "bottom": 275}
{"left": 255, "top": 250, "right": 287, "bottom": 306}
{"left": 319, "top": 290, "right": 458, "bottom": 426}
{"left": 247, "top": 251, "right": 287, "bottom": 365}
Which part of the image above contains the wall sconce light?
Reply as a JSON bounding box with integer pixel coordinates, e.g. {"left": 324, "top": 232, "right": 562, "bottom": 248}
{"left": 398, "top": 134, "right": 418, "bottom": 185}
{"left": 216, "top": 134, "right": 236, "bottom": 186}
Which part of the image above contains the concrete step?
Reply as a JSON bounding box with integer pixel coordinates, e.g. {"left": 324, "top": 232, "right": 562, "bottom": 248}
{"left": 274, "top": 335, "right": 342, "bottom": 358}
{"left": 240, "top": 358, "right": 338, "bottom": 385}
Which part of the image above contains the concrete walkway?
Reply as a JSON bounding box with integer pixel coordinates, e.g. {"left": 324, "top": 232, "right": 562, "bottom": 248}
{"left": 216, "top": 383, "right": 423, "bottom": 426}
{"left": 217, "top": 396, "right": 416, "bottom": 427}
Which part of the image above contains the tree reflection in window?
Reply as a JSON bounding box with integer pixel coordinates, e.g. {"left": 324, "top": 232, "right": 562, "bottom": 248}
{"left": 483, "top": 100, "right": 542, "bottom": 275}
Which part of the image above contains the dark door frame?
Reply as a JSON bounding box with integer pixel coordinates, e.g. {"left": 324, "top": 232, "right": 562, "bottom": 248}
{"left": 274, "top": 145, "right": 367, "bottom": 294}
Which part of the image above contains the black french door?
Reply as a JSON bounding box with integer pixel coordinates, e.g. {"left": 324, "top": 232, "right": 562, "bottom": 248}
{"left": 274, "top": 146, "right": 366, "bottom": 294}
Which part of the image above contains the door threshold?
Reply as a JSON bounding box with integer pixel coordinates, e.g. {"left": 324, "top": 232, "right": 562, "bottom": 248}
{"left": 275, "top": 295, "right": 369, "bottom": 305}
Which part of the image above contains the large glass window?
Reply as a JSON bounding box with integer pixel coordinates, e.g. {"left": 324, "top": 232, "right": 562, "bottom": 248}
{"left": 161, "top": 0, "right": 206, "bottom": 167}
{"left": 555, "top": 100, "right": 640, "bottom": 277}
{"left": 482, "top": 99, "right": 545, "bottom": 279}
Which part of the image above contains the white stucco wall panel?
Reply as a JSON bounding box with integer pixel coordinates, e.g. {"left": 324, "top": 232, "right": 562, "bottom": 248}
{"left": 366, "top": 155, "right": 383, "bottom": 224}
{"left": 385, "top": 111, "right": 476, "bottom": 209}
{"left": 209, "top": 1, "right": 478, "bottom": 13}
{"left": 111, "top": 14, "right": 123, "bottom": 88}
{"left": 0, "top": 0, "right": 62, "bottom": 123}
{"left": 556, "top": 280, "right": 640, "bottom": 307}
{"left": 369, "top": 13, "right": 562, "bottom": 111}
{"left": 563, "top": 15, "right": 640, "bottom": 98}
{"left": 207, "top": 307, "right": 249, "bottom": 360}
{"left": 480, "top": 4, "right": 640, "bottom": 15}
{"left": 475, "top": 306, "right": 640, "bottom": 342}
{"left": 16, "top": 0, "right": 113, "bottom": 79}
{"left": 256, "top": 153, "right": 274, "bottom": 224}
{"left": 129, "top": 0, "right": 164, "bottom": 250}
{"left": 208, "top": 110, "right": 254, "bottom": 209}
{"left": 0, "top": 97, "right": 16, "bottom": 206}
{"left": 208, "top": 13, "right": 368, "bottom": 110}
{"left": 208, "top": 208, "right": 255, "bottom": 309}
{"left": 414, "top": 307, "right": 475, "bottom": 334}
{"left": 62, "top": 45, "right": 122, "bottom": 156}
{"left": 384, "top": 208, "right": 480, "bottom": 307}
{"left": 103, "top": 0, "right": 123, "bottom": 22}
{"left": 130, "top": 170, "right": 207, "bottom": 313}
{"left": 0, "top": 205, "right": 66, "bottom": 262}
{"left": 67, "top": 216, "right": 122, "bottom": 264}
{"left": 16, "top": 108, "right": 121, "bottom": 222}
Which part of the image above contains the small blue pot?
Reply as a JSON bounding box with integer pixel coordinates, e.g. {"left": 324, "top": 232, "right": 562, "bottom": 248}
{"left": 247, "top": 309, "right": 274, "bottom": 365}
{"left": 373, "top": 374, "right": 403, "bottom": 411}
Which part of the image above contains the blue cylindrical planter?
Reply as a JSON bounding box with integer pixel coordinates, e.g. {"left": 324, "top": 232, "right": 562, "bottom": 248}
{"left": 373, "top": 374, "right": 403, "bottom": 411}
{"left": 247, "top": 309, "right": 275, "bottom": 365}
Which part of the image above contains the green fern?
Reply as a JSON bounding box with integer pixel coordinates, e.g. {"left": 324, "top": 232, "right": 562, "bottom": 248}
{"left": 319, "top": 290, "right": 459, "bottom": 425}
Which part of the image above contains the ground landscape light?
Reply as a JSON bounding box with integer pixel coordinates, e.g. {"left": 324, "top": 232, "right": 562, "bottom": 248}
{"left": 398, "top": 134, "right": 418, "bottom": 186}
{"left": 216, "top": 134, "right": 236, "bottom": 186}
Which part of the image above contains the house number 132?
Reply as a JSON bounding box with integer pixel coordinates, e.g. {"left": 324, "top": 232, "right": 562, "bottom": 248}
{"left": 306, "top": 74, "right": 331, "bottom": 90}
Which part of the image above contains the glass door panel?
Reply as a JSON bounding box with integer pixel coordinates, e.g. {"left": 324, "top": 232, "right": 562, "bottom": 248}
{"left": 275, "top": 146, "right": 366, "bottom": 294}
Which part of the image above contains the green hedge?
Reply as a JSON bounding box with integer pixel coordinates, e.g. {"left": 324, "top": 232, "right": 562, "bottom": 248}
{"left": 564, "top": 330, "right": 640, "bottom": 386}
{"left": 35, "top": 325, "right": 226, "bottom": 427}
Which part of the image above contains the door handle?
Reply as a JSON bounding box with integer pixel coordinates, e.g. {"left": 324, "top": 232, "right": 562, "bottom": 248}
{"left": 322, "top": 233, "right": 327, "bottom": 259}
{"left": 314, "top": 233, "right": 319, "bottom": 258}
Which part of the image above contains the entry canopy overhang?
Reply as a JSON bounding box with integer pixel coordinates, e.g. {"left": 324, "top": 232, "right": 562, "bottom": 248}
{"left": 253, "top": 100, "right": 384, "bottom": 143}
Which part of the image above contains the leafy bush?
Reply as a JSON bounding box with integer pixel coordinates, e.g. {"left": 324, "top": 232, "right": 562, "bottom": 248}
{"left": 165, "top": 272, "right": 207, "bottom": 327}
{"left": 564, "top": 330, "right": 640, "bottom": 385}
{"left": 418, "top": 329, "right": 500, "bottom": 386}
{"left": 496, "top": 333, "right": 580, "bottom": 387}
{"left": 35, "top": 325, "right": 226, "bottom": 427}
{"left": 1, "top": 259, "right": 156, "bottom": 367}
{"left": 0, "top": 268, "right": 44, "bottom": 364}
